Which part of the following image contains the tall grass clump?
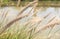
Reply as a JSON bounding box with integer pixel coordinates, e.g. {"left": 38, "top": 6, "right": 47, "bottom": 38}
{"left": 0, "top": 0, "right": 60, "bottom": 39}
{"left": 0, "top": 0, "right": 40, "bottom": 39}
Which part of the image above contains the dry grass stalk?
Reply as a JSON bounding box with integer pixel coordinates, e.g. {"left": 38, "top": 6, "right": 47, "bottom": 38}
{"left": 35, "top": 13, "right": 51, "bottom": 29}
{"left": 23, "top": 13, "right": 51, "bottom": 38}
{"left": 23, "top": 7, "right": 39, "bottom": 26}
{"left": 29, "top": 13, "right": 51, "bottom": 29}
{"left": 0, "top": 14, "right": 29, "bottom": 35}
{"left": 47, "top": 16, "right": 56, "bottom": 35}
{"left": 15, "top": 0, "right": 38, "bottom": 26}
{"left": 31, "top": 17, "right": 60, "bottom": 38}
{"left": 48, "top": 16, "right": 56, "bottom": 23}
{"left": 24, "top": 12, "right": 39, "bottom": 26}
{"left": 43, "top": 13, "right": 50, "bottom": 18}
{"left": 17, "top": 1, "right": 37, "bottom": 16}
{"left": 35, "top": 18, "right": 60, "bottom": 35}
{"left": 15, "top": 0, "right": 38, "bottom": 27}
{"left": 46, "top": 16, "right": 56, "bottom": 39}
{"left": 14, "top": 1, "right": 36, "bottom": 30}
{"left": 14, "top": 0, "right": 38, "bottom": 32}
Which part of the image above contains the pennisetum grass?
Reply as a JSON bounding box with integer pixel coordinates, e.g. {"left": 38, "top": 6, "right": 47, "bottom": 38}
{"left": 0, "top": 1, "right": 39, "bottom": 39}
{"left": 34, "top": 18, "right": 60, "bottom": 35}
{"left": 0, "top": 0, "right": 60, "bottom": 39}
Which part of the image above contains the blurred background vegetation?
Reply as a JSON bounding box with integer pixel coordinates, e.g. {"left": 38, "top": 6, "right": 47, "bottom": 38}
{"left": 0, "top": 0, "right": 60, "bottom": 7}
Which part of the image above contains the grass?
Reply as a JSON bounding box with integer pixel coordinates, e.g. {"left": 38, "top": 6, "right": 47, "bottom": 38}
{"left": 0, "top": 8, "right": 60, "bottom": 39}
{"left": 0, "top": 0, "right": 60, "bottom": 39}
{"left": 0, "top": 3, "right": 39, "bottom": 39}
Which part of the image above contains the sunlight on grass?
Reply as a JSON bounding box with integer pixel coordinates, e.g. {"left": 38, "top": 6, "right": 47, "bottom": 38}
{"left": 0, "top": 7, "right": 60, "bottom": 39}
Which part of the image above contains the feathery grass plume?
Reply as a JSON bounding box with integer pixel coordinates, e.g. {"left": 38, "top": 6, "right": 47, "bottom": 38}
{"left": 22, "top": 18, "right": 38, "bottom": 32}
{"left": 24, "top": 17, "right": 41, "bottom": 30}
{"left": 33, "top": 18, "right": 58, "bottom": 37}
{"left": 16, "top": 4, "right": 34, "bottom": 25}
{"left": 31, "top": 13, "right": 50, "bottom": 26}
{"left": 20, "top": 6, "right": 35, "bottom": 25}
{"left": 23, "top": 12, "right": 38, "bottom": 26}
{"left": 28, "top": 13, "right": 51, "bottom": 38}
{"left": 17, "top": 14, "right": 41, "bottom": 39}
{"left": 18, "top": 8, "right": 33, "bottom": 27}
{"left": 35, "top": 18, "right": 60, "bottom": 35}
{"left": 17, "top": 0, "right": 37, "bottom": 16}
{"left": 1, "top": 1, "right": 60, "bottom": 39}
{"left": 13, "top": 6, "right": 33, "bottom": 34}
{"left": 36, "top": 13, "right": 51, "bottom": 27}
{"left": 28, "top": 13, "right": 51, "bottom": 31}
{"left": 0, "top": 14, "right": 29, "bottom": 35}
